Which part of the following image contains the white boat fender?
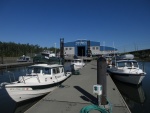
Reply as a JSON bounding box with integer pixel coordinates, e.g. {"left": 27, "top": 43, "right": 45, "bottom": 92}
{"left": 0, "top": 82, "right": 10, "bottom": 88}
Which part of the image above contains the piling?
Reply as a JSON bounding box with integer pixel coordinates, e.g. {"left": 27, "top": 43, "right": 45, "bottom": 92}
{"left": 86, "top": 40, "right": 91, "bottom": 57}
{"left": 97, "top": 57, "right": 107, "bottom": 105}
{"left": 60, "top": 38, "right": 64, "bottom": 65}
{"left": 1, "top": 56, "right": 4, "bottom": 64}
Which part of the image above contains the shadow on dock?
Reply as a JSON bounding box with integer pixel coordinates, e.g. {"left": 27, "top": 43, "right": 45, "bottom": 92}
{"left": 74, "top": 86, "right": 97, "bottom": 104}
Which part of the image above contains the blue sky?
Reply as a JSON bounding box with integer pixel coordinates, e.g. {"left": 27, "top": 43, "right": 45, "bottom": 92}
{"left": 0, "top": 0, "right": 150, "bottom": 52}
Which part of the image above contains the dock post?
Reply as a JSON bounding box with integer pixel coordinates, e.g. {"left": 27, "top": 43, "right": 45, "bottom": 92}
{"left": 97, "top": 56, "right": 107, "bottom": 105}
{"left": 1, "top": 56, "right": 4, "bottom": 64}
{"left": 60, "top": 38, "right": 64, "bottom": 65}
{"left": 86, "top": 40, "right": 91, "bottom": 57}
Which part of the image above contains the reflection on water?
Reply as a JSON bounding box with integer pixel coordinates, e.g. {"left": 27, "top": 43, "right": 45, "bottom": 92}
{"left": 14, "top": 95, "right": 46, "bottom": 113}
{"left": 113, "top": 61, "right": 150, "bottom": 113}
{"left": 114, "top": 79, "right": 146, "bottom": 113}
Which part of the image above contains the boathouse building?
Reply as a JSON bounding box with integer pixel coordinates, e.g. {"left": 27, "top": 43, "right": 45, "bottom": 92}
{"left": 64, "top": 39, "right": 117, "bottom": 57}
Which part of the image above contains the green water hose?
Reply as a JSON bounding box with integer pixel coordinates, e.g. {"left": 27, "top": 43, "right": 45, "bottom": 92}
{"left": 80, "top": 104, "right": 108, "bottom": 113}
{"left": 80, "top": 98, "right": 112, "bottom": 113}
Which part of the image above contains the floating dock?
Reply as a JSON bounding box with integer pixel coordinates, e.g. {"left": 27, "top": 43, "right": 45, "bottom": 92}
{"left": 0, "top": 62, "right": 33, "bottom": 69}
{"left": 64, "top": 56, "right": 93, "bottom": 61}
{"left": 25, "top": 60, "right": 131, "bottom": 113}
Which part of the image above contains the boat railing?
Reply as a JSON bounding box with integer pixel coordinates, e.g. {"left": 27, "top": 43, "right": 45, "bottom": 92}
{"left": 0, "top": 71, "right": 16, "bottom": 88}
{"left": 7, "top": 71, "right": 16, "bottom": 83}
{"left": 37, "top": 75, "right": 41, "bottom": 83}
{"left": 0, "top": 82, "right": 10, "bottom": 88}
{"left": 21, "top": 76, "right": 26, "bottom": 84}
{"left": 19, "top": 73, "right": 41, "bottom": 84}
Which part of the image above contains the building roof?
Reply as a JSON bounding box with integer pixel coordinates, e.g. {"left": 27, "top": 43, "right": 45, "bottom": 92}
{"left": 64, "top": 40, "right": 100, "bottom": 47}
{"left": 64, "top": 40, "right": 117, "bottom": 51}
{"left": 100, "top": 46, "right": 117, "bottom": 51}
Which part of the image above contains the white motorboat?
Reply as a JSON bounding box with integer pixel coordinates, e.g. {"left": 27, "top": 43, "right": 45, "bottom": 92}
{"left": 107, "top": 54, "right": 146, "bottom": 85}
{"left": 17, "top": 55, "right": 31, "bottom": 62}
{"left": 1, "top": 64, "right": 71, "bottom": 102}
{"left": 70, "top": 59, "right": 85, "bottom": 70}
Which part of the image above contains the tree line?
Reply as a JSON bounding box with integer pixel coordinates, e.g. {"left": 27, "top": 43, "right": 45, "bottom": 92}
{"left": 0, "top": 41, "right": 59, "bottom": 57}
{"left": 126, "top": 49, "right": 150, "bottom": 61}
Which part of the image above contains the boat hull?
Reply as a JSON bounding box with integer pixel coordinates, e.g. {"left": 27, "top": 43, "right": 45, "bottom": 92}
{"left": 5, "top": 73, "right": 71, "bottom": 102}
{"left": 6, "top": 86, "right": 56, "bottom": 102}
{"left": 108, "top": 70, "right": 145, "bottom": 85}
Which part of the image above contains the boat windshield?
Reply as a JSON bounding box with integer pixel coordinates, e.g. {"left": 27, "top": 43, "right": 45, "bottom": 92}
{"left": 42, "top": 68, "right": 51, "bottom": 74}
{"left": 74, "top": 60, "right": 81, "bottom": 63}
{"left": 117, "top": 62, "right": 125, "bottom": 67}
{"left": 27, "top": 67, "right": 32, "bottom": 74}
{"left": 132, "top": 62, "right": 138, "bottom": 67}
{"left": 117, "top": 61, "right": 139, "bottom": 68}
{"left": 52, "top": 66, "right": 64, "bottom": 74}
{"left": 126, "top": 62, "right": 132, "bottom": 67}
{"left": 27, "top": 67, "right": 51, "bottom": 74}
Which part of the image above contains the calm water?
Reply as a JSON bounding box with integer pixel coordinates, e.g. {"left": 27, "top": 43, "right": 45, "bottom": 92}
{"left": 0, "top": 62, "right": 149, "bottom": 113}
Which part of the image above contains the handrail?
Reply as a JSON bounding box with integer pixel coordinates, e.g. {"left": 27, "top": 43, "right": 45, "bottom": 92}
{"left": 37, "top": 74, "right": 41, "bottom": 83}
{"left": 0, "top": 82, "right": 10, "bottom": 89}
{"left": 20, "top": 74, "right": 41, "bottom": 83}
{"left": 7, "top": 71, "right": 16, "bottom": 83}
{"left": 22, "top": 76, "right": 26, "bottom": 84}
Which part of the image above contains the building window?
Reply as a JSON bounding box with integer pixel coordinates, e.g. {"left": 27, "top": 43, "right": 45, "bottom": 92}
{"left": 96, "top": 47, "right": 99, "bottom": 50}
{"left": 65, "top": 48, "right": 68, "bottom": 50}
{"left": 69, "top": 48, "right": 72, "bottom": 50}
{"left": 92, "top": 47, "right": 95, "bottom": 50}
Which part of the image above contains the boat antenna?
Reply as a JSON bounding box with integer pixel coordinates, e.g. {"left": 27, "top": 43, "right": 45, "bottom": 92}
{"left": 113, "top": 42, "right": 116, "bottom": 66}
{"left": 103, "top": 41, "right": 105, "bottom": 55}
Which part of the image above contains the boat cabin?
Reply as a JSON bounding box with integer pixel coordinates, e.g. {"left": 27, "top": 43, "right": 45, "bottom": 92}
{"left": 26, "top": 64, "right": 64, "bottom": 76}
{"left": 113, "top": 60, "right": 139, "bottom": 69}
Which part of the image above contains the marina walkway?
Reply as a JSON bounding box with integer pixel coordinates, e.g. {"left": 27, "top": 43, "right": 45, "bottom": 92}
{"left": 25, "top": 60, "right": 131, "bottom": 113}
